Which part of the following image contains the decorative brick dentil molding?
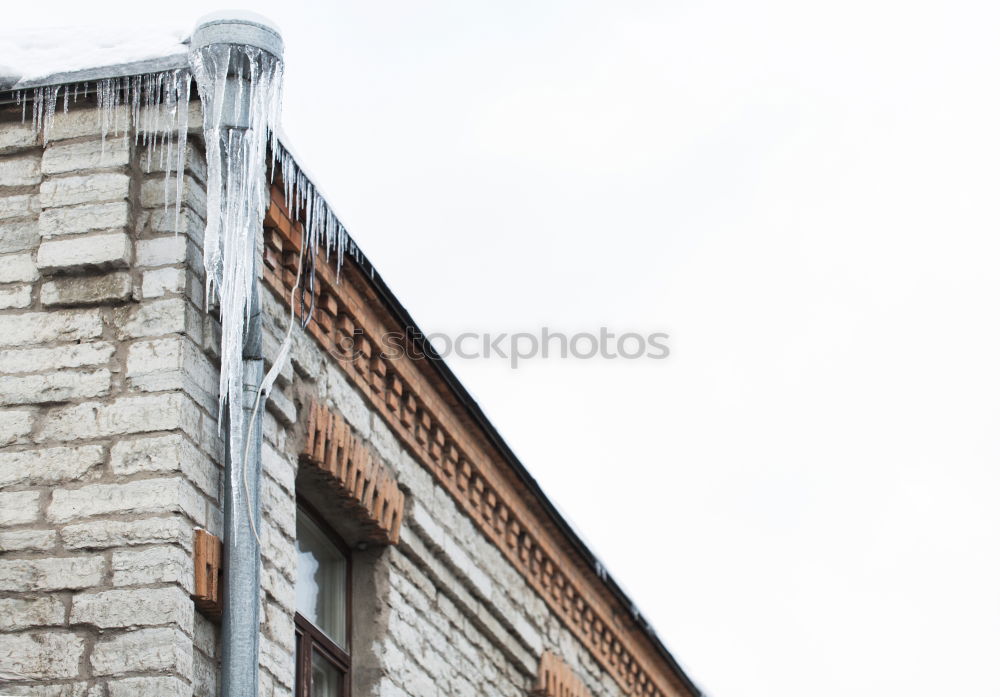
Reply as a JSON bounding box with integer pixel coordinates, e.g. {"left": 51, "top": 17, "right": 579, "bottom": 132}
{"left": 301, "top": 400, "right": 405, "bottom": 545}
{"left": 532, "top": 651, "right": 594, "bottom": 697}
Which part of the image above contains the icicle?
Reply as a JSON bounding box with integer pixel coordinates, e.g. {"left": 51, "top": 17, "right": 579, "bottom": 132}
{"left": 191, "top": 41, "right": 284, "bottom": 458}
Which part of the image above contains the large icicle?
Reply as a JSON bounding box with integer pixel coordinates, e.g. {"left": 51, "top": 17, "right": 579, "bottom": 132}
{"left": 189, "top": 42, "right": 283, "bottom": 500}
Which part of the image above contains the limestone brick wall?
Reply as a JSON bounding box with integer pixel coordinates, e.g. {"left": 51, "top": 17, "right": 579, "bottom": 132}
{"left": 0, "top": 102, "right": 220, "bottom": 697}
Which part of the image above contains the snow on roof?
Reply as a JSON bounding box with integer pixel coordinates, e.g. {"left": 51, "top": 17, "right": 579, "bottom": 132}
{"left": 0, "top": 25, "right": 189, "bottom": 89}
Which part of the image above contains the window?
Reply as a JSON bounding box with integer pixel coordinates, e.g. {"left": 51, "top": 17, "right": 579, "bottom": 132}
{"left": 295, "top": 503, "right": 351, "bottom": 697}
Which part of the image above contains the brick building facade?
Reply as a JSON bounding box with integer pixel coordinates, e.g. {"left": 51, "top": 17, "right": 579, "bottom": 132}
{"left": 0, "top": 23, "right": 699, "bottom": 697}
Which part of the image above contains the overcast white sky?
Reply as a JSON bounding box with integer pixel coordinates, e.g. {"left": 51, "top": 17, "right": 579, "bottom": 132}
{"left": 9, "top": 2, "right": 1000, "bottom": 695}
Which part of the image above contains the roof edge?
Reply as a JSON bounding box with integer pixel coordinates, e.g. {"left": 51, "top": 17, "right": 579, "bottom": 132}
{"left": 10, "top": 54, "right": 190, "bottom": 91}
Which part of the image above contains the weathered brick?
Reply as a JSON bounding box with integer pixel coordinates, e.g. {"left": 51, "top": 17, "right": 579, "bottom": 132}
{"left": 0, "top": 631, "right": 85, "bottom": 680}
{"left": 0, "top": 155, "right": 41, "bottom": 186}
{"left": 141, "top": 141, "right": 207, "bottom": 182}
{"left": 0, "top": 342, "right": 114, "bottom": 373}
{"left": 116, "top": 296, "right": 197, "bottom": 341}
{"left": 136, "top": 235, "right": 192, "bottom": 267}
{"left": 0, "top": 527, "right": 57, "bottom": 552}
{"left": 262, "top": 441, "right": 295, "bottom": 495}
{"left": 0, "top": 555, "right": 104, "bottom": 591}
{"left": 146, "top": 205, "right": 205, "bottom": 245}
{"left": 48, "top": 476, "right": 206, "bottom": 525}
{"left": 262, "top": 477, "right": 295, "bottom": 542}
{"left": 262, "top": 564, "right": 295, "bottom": 613}
{"left": 39, "top": 172, "right": 129, "bottom": 208}
{"left": 193, "top": 648, "right": 218, "bottom": 697}
{"left": 0, "top": 407, "right": 36, "bottom": 445}
{"left": 126, "top": 335, "right": 218, "bottom": 416}
{"left": 61, "top": 516, "right": 193, "bottom": 551}
{"left": 0, "top": 251, "right": 39, "bottom": 282}
{"left": 0, "top": 219, "right": 39, "bottom": 253}
{"left": 193, "top": 613, "right": 217, "bottom": 658}
{"left": 142, "top": 266, "right": 185, "bottom": 297}
{"left": 0, "top": 283, "right": 32, "bottom": 309}
{"left": 126, "top": 335, "right": 186, "bottom": 376}
{"left": 0, "top": 490, "right": 41, "bottom": 525}
{"left": 327, "top": 366, "right": 371, "bottom": 438}
{"left": 41, "top": 271, "right": 133, "bottom": 306}
{"left": 371, "top": 414, "right": 402, "bottom": 465}
{"left": 111, "top": 433, "right": 219, "bottom": 500}
{"left": 0, "top": 444, "right": 104, "bottom": 487}
{"left": 0, "top": 369, "right": 111, "bottom": 406}
{"left": 140, "top": 175, "right": 206, "bottom": 217}
{"left": 264, "top": 600, "right": 295, "bottom": 653}
{"left": 265, "top": 387, "right": 296, "bottom": 427}
{"left": 0, "top": 308, "right": 102, "bottom": 347}
{"left": 45, "top": 106, "right": 128, "bottom": 141}
{"left": 36, "top": 392, "right": 200, "bottom": 442}
{"left": 39, "top": 201, "right": 129, "bottom": 237}
{"left": 0, "top": 121, "right": 38, "bottom": 153}
{"left": 107, "top": 677, "right": 188, "bottom": 697}
{"left": 260, "top": 634, "right": 294, "bottom": 689}
{"left": 36, "top": 232, "right": 132, "bottom": 273}
{"left": 0, "top": 596, "right": 64, "bottom": 630}
{"left": 0, "top": 682, "right": 97, "bottom": 697}
{"left": 92, "top": 626, "right": 192, "bottom": 676}
{"left": 0, "top": 192, "right": 39, "bottom": 220}
{"left": 261, "top": 523, "right": 295, "bottom": 582}
{"left": 112, "top": 545, "right": 192, "bottom": 592}
{"left": 42, "top": 136, "right": 130, "bottom": 175}
{"left": 70, "top": 586, "right": 193, "bottom": 630}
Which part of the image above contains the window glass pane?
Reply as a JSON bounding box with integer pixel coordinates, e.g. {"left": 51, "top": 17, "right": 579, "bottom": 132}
{"left": 311, "top": 650, "right": 342, "bottom": 697}
{"left": 295, "top": 509, "right": 348, "bottom": 648}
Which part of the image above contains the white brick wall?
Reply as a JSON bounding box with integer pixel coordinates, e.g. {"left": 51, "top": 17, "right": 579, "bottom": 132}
{"left": 36, "top": 231, "right": 132, "bottom": 272}
{"left": 0, "top": 101, "right": 216, "bottom": 697}
{"left": 39, "top": 200, "right": 129, "bottom": 236}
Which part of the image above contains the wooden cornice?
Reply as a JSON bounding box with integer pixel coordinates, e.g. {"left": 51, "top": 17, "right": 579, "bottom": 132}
{"left": 262, "top": 184, "right": 694, "bottom": 697}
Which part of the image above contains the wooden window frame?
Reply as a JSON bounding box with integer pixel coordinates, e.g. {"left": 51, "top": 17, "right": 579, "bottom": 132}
{"left": 295, "top": 499, "right": 353, "bottom": 697}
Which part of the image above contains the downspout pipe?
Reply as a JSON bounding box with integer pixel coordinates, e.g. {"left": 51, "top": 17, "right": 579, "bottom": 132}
{"left": 190, "top": 14, "right": 283, "bottom": 697}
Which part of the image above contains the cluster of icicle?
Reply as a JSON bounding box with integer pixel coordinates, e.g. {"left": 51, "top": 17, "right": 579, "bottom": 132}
{"left": 13, "top": 47, "right": 367, "bottom": 501}
{"left": 189, "top": 42, "right": 283, "bottom": 485}
{"left": 272, "top": 141, "right": 367, "bottom": 285}
{"left": 17, "top": 70, "right": 193, "bottom": 231}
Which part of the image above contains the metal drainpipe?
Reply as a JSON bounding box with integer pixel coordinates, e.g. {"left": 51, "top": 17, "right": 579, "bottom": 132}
{"left": 189, "top": 15, "right": 283, "bottom": 697}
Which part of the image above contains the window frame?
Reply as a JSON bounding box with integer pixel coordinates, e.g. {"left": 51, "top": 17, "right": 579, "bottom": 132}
{"left": 294, "top": 499, "right": 352, "bottom": 697}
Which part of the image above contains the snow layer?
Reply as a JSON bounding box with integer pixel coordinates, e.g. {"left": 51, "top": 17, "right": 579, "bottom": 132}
{"left": 0, "top": 25, "right": 188, "bottom": 85}
{"left": 194, "top": 10, "right": 283, "bottom": 36}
